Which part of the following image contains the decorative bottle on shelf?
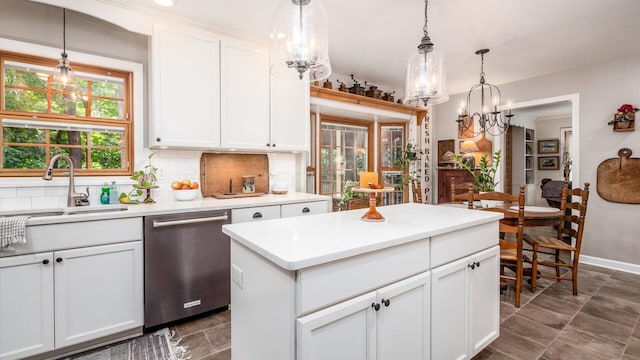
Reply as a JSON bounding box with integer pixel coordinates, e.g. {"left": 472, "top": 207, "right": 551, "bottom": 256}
{"left": 109, "top": 181, "right": 119, "bottom": 204}
{"left": 100, "top": 183, "right": 110, "bottom": 204}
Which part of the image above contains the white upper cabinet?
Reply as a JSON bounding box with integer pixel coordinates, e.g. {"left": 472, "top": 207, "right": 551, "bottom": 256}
{"left": 150, "top": 24, "right": 221, "bottom": 149}
{"left": 220, "top": 39, "right": 271, "bottom": 150}
{"left": 270, "top": 70, "right": 310, "bottom": 151}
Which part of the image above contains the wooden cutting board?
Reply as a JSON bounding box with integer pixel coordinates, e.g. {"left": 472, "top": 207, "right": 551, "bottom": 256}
{"left": 210, "top": 192, "right": 265, "bottom": 199}
{"left": 200, "top": 153, "right": 269, "bottom": 197}
{"left": 474, "top": 132, "right": 493, "bottom": 166}
{"left": 596, "top": 148, "right": 640, "bottom": 204}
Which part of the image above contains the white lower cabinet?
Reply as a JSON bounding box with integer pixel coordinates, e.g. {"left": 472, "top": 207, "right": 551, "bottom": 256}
{"left": 231, "top": 200, "right": 330, "bottom": 223}
{"left": 0, "top": 253, "right": 54, "bottom": 360}
{"left": 431, "top": 245, "right": 500, "bottom": 360}
{"left": 0, "top": 241, "right": 143, "bottom": 360}
{"left": 297, "top": 272, "right": 430, "bottom": 360}
{"left": 54, "top": 242, "right": 144, "bottom": 348}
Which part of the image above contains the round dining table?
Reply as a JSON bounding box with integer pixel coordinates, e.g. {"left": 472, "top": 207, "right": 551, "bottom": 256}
{"left": 476, "top": 203, "right": 563, "bottom": 227}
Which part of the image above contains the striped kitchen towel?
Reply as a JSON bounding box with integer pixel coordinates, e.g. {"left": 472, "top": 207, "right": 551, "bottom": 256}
{"left": 0, "top": 216, "right": 30, "bottom": 250}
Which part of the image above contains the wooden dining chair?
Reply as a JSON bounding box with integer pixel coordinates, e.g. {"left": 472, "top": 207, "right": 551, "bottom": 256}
{"left": 524, "top": 182, "right": 590, "bottom": 294}
{"left": 465, "top": 185, "right": 527, "bottom": 307}
{"left": 450, "top": 179, "right": 475, "bottom": 203}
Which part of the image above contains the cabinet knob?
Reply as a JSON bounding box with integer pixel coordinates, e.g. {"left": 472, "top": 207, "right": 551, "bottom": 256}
{"left": 382, "top": 298, "right": 390, "bottom": 307}
{"left": 56, "top": 257, "right": 63, "bottom": 263}
{"left": 475, "top": 261, "right": 481, "bottom": 268}
{"left": 272, "top": 144, "right": 276, "bottom": 147}
{"left": 42, "top": 259, "right": 50, "bottom": 265}
{"left": 468, "top": 263, "right": 475, "bottom": 269}
{"left": 156, "top": 137, "right": 161, "bottom": 142}
{"left": 371, "top": 302, "right": 380, "bottom": 311}
{"left": 252, "top": 212, "right": 263, "bottom": 219}
{"left": 302, "top": 207, "right": 310, "bottom": 213}
{"left": 266, "top": 143, "right": 271, "bottom": 147}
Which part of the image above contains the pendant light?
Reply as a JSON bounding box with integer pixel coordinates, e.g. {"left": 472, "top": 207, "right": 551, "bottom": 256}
{"left": 271, "top": 0, "right": 331, "bottom": 81}
{"left": 52, "top": 8, "right": 76, "bottom": 87}
{"left": 456, "top": 49, "right": 513, "bottom": 136}
{"left": 404, "top": 0, "right": 448, "bottom": 106}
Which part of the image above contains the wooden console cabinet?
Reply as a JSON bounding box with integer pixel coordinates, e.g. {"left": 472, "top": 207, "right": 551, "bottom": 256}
{"left": 438, "top": 168, "right": 475, "bottom": 204}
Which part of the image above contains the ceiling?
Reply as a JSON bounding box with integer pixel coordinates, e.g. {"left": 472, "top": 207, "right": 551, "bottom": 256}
{"left": 111, "top": 0, "right": 640, "bottom": 96}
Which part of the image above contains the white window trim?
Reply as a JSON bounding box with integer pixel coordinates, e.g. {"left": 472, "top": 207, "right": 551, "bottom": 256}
{"left": 0, "top": 38, "right": 144, "bottom": 188}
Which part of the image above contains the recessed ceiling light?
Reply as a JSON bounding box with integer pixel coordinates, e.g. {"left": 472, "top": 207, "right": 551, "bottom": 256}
{"left": 154, "top": 0, "right": 175, "bottom": 6}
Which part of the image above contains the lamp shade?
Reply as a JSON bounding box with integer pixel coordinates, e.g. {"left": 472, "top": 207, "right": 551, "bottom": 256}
{"left": 271, "top": 0, "right": 331, "bottom": 81}
{"left": 404, "top": 48, "right": 448, "bottom": 105}
{"left": 460, "top": 140, "right": 479, "bottom": 153}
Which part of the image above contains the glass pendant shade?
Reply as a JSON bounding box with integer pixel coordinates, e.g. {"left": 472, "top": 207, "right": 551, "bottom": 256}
{"left": 271, "top": 0, "right": 331, "bottom": 81}
{"left": 405, "top": 48, "right": 448, "bottom": 105}
{"left": 53, "top": 53, "right": 75, "bottom": 87}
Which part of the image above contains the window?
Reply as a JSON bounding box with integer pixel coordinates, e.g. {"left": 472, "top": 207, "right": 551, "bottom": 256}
{"left": 318, "top": 116, "right": 373, "bottom": 198}
{"left": 379, "top": 123, "right": 407, "bottom": 205}
{"left": 1, "top": 51, "right": 133, "bottom": 176}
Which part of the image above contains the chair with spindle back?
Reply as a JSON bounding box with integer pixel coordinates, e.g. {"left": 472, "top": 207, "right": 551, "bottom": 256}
{"left": 450, "top": 179, "right": 475, "bottom": 203}
{"left": 465, "top": 185, "right": 528, "bottom": 307}
{"left": 524, "top": 182, "right": 590, "bottom": 294}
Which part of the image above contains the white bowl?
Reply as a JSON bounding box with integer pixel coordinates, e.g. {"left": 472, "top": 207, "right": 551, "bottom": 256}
{"left": 173, "top": 189, "right": 199, "bottom": 201}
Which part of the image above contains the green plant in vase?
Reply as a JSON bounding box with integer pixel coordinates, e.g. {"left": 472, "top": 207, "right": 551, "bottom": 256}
{"left": 120, "top": 152, "right": 158, "bottom": 203}
{"left": 452, "top": 150, "right": 501, "bottom": 192}
{"left": 396, "top": 142, "right": 424, "bottom": 188}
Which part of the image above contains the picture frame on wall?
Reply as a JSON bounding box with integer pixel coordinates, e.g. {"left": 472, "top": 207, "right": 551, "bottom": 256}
{"left": 538, "top": 156, "right": 560, "bottom": 170}
{"left": 538, "top": 139, "right": 559, "bottom": 154}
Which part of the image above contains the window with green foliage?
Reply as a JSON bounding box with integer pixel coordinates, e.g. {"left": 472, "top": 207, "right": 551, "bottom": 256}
{"left": 1, "top": 51, "right": 132, "bottom": 177}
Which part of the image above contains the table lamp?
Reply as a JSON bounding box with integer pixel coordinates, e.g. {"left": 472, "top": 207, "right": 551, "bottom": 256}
{"left": 460, "top": 140, "right": 479, "bottom": 168}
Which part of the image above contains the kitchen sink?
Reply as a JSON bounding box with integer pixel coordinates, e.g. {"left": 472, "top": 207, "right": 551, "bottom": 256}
{"left": 0, "top": 204, "right": 128, "bottom": 218}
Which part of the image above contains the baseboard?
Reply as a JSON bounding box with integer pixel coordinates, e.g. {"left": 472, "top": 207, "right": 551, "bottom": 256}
{"left": 580, "top": 255, "right": 640, "bottom": 275}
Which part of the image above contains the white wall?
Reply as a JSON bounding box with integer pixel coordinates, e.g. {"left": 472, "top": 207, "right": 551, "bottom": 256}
{"left": 433, "top": 54, "right": 640, "bottom": 267}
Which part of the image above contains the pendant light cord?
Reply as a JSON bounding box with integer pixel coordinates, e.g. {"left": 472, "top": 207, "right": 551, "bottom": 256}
{"left": 62, "top": 8, "right": 67, "bottom": 55}
{"left": 423, "top": 0, "right": 429, "bottom": 38}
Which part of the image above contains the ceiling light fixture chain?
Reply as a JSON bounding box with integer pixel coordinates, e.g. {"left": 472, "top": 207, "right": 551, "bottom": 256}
{"left": 404, "top": 0, "right": 448, "bottom": 106}
{"left": 456, "top": 48, "right": 513, "bottom": 137}
{"left": 52, "top": 7, "right": 76, "bottom": 88}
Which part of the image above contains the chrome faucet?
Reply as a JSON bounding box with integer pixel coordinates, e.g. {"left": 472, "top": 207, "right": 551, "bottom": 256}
{"left": 43, "top": 154, "right": 90, "bottom": 207}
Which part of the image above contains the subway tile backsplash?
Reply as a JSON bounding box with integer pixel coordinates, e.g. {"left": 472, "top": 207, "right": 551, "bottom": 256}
{"left": 0, "top": 150, "right": 302, "bottom": 211}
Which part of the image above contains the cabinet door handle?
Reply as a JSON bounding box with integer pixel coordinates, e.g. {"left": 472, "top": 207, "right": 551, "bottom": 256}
{"left": 252, "top": 212, "right": 263, "bottom": 219}
{"left": 468, "top": 263, "right": 475, "bottom": 269}
{"left": 156, "top": 137, "right": 161, "bottom": 142}
{"left": 475, "top": 261, "right": 481, "bottom": 268}
{"left": 272, "top": 144, "right": 276, "bottom": 147}
{"left": 371, "top": 302, "right": 380, "bottom": 311}
{"left": 382, "top": 298, "right": 390, "bottom": 307}
{"left": 42, "top": 259, "right": 50, "bottom": 265}
{"left": 266, "top": 143, "right": 271, "bottom": 147}
{"left": 302, "top": 207, "right": 310, "bottom": 213}
{"left": 56, "top": 257, "right": 63, "bottom": 263}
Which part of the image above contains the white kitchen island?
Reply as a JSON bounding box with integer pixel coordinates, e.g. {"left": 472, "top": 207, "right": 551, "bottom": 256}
{"left": 222, "top": 203, "right": 503, "bottom": 360}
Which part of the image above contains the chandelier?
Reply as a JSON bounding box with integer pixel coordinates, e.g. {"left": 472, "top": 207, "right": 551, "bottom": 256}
{"left": 404, "top": 0, "right": 448, "bottom": 106}
{"left": 456, "top": 49, "right": 513, "bottom": 136}
{"left": 271, "top": 0, "right": 331, "bottom": 81}
{"left": 52, "top": 8, "right": 76, "bottom": 87}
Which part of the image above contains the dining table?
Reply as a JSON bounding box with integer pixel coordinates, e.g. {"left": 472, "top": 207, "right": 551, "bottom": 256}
{"left": 477, "top": 203, "right": 563, "bottom": 227}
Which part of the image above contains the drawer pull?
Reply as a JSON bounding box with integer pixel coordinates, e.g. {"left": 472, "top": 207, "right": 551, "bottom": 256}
{"left": 42, "top": 259, "right": 50, "bottom": 265}
{"left": 475, "top": 261, "right": 481, "bottom": 268}
{"left": 153, "top": 215, "right": 228, "bottom": 228}
{"left": 371, "top": 302, "right": 380, "bottom": 311}
{"left": 382, "top": 298, "right": 390, "bottom": 307}
{"left": 253, "top": 212, "right": 263, "bottom": 219}
{"left": 302, "top": 207, "right": 310, "bottom": 213}
{"left": 468, "top": 263, "right": 475, "bottom": 269}
{"left": 56, "top": 257, "right": 63, "bottom": 263}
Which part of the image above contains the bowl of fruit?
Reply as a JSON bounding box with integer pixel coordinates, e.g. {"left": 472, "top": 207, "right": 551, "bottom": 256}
{"left": 171, "top": 179, "right": 200, "bottom": 201}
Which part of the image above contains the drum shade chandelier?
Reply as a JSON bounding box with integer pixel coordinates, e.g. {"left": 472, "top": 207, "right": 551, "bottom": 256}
{"left": 404, "top": 0, "right": 448, "bottom": 106}
{"left": 456, "top": 49, "right": 513, "bottom": 136}
{"left": 271, "top": 0, "right": 331, "bottom": 81}
{"left": 52, "top": 8, "right": 76, "bottom": 87}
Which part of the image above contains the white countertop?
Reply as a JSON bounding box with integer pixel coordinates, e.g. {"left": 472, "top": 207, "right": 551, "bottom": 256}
{"left": 222, "top": 203, "right": 503, "bottom": 271}
{"left": 4, "top": 193, "right": 330, "bottom": 226}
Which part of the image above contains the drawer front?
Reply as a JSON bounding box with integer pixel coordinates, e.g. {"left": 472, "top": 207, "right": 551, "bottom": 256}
{"left": 430, "top": 222, "right": 498, "bottom": 268}
{"left": 232, "top": 206, "right": 280, "bottom": 224}
{"left": 281, "top": 201, "right": 328, "bottom": 218}
{"left": 296, "top": 239, "right": 429, "bottom": 316}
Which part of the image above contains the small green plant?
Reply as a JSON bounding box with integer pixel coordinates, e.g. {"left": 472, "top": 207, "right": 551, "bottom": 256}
{"left": 452, "top": 150, "right": 501, "bottom": 192}
{"left": 338, "top": 180, "right": 367, "bottom": 209}
{"left": 120, "top": 152, "right": 157, "bottom": 203}
{"left": 396, "top": 142, "right": 424, "bottom": 187}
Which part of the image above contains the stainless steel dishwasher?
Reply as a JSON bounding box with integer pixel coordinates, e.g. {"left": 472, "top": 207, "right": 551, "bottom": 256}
{"left": 143, "top": 209, "right": 231, "bottom": 329}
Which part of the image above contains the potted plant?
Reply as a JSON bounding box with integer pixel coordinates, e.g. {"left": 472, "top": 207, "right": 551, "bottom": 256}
{"left": 120, "top": 152, "right": 158, "bottom": 203}
{"left": 334, "top": 180, "right": 368, "bottom": 211}
{"left": 396, "top": 142, "right": 424, "bottom": 190}
{"left": 452, "top": 150, "right": 502, "bottom": 192}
